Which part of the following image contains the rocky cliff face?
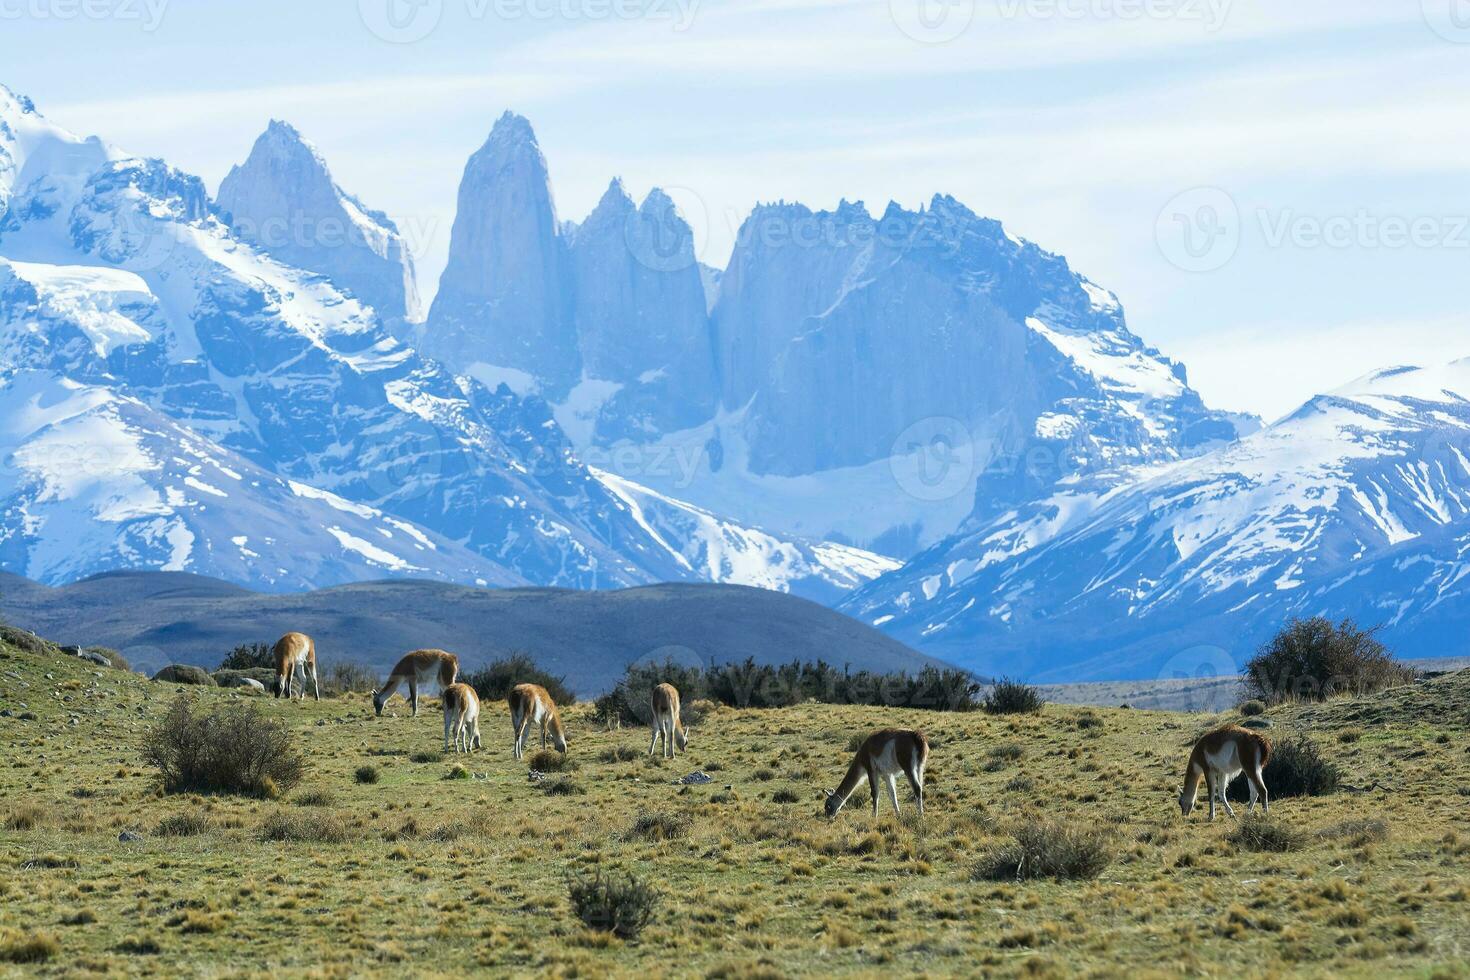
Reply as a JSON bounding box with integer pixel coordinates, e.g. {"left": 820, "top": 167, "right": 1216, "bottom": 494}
{"left": 216, "top": 121, "right": 420, "bottom": 325}
{"left": 0, "top": 86, "right": 894, "bottom": 600}
{"left": 422, "top": 112, "right": 575, "bottom": 391}
{"left": 565, "top": 180, "right": 716, "bottom": 443}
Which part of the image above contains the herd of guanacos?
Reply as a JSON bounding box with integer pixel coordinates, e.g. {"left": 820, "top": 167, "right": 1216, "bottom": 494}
{"left": 265, "top": 632, "right": 1273, "bottom": 822}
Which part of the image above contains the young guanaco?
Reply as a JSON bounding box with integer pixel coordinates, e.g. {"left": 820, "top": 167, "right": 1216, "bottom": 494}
{"left": 441, "top": 683, "right": 482, "bottom": 753}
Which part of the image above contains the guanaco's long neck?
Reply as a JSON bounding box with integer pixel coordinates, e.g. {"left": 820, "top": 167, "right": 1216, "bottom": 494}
{"left": 1181, "top": 749, "right": 1205, "bottom": 798}
{"left": 833, "top": 752, "right": 868, "bottom": 805}
{"left": 546, "top": 705, "right": 564, "bottom": 738}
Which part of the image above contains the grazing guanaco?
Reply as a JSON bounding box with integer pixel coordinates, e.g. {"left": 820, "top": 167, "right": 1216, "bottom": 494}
{"left": 824, "top": 728, "right": 928, "bottom": 819}
{"left": 508, "top": 683, "right": 567, "bottom": 759}
{"left": 372, "top": 649, "right": 460, "bottom": 717}
{"left": 271, "top": 632, "right": 319, "bottom": 701}
{"left": 441, "top": 683, "right": 482, "bottom": 754}
{"left": 648, "top": 683, "right": 689, "bottom": 759}
{"left": 1179, "top": 725, "right": 1271, "bottom": 820}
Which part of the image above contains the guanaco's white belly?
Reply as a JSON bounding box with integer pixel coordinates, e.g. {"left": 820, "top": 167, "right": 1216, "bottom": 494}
{"left": 1202, "top": 743, "right": 1244, "bottom": 779}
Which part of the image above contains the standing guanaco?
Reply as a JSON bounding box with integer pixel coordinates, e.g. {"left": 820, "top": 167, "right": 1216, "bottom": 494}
{"left": 272, "top": 632, "right": 319, "bottom": 701}
{"left": 648, "top": 683, "right": 689, "bottom": 758}
{"left": 441, "top": 683, "right": 482, "bottom": 753}
{"left": 1179, "top": 725, "right": 1271, "bottom": 820}
{"left": 508, "top": 683, "right": 567, "bottom": 759}
{"left": 824, "top": 728, "right": 928, "bottom": 819}
{"left": 372, "top": 649, "right": 460, "bottom": 717}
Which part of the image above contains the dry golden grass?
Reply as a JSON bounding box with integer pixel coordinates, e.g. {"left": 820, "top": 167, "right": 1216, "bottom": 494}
{"left": 1, "top": 638, "right": 1468, "bottom": 976}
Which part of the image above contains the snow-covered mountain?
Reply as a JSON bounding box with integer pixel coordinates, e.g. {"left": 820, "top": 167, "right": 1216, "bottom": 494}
{"left": 0, "top": 370, "right": 520, "bottom": 589}
{"left": 844, "top": 359, "right": 1470, "bottom": 680}
{"left": 593, "top": 467, "right": 900, "bottom": 605}
{"left": 217, "top": 120, "right": 421, "bottom": 325}
{"left": 413, "top": 113, "right": 1248, "bottom": 559}
{"left": 0, "top": 84, "right": 892, "bottom": 601}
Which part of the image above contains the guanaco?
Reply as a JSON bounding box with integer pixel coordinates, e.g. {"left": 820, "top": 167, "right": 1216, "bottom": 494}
{"left": 824, "top": 728, "right": 928, "bottom": 819}
{"left": 441, "top": 683, "right": 482, "bottom": 754}
{"left": 372, "top": 649, "right": 459, "bottom": 717}
{"left": 508, "top": 683, "right": 567, "bottom": 759}
{"left": 1179, "top": 725, "right": 1271, "bottom": 820}
{"left": 648, "top": 683, "right": 689, "bottom": 758}
{"left": 272, "top": 632, "right": 319, "bottom": 701}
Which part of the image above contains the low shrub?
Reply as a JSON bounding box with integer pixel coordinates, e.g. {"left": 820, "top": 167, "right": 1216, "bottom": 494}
{"left": 409, "top": 751, "right": 442, "bottom": 764}
{"left": 594, "top": 658, "right": 980, "bottom": 724}
{"left": 154, "top": 812, "right": 213, "bottom": 837}
{"left": 1238, "top": 699, "right": 1267, "bottom": 717}
{"left": 293, "top": 790, "right": 336, "bottom": 807}
{"left": 625, "top": 811, "right": 691, "bottom": 842}
{"left": 528, "top": 750, "right": 571, "bottom": 772}
{"left": 354, "top": 765, "right": 380, "bottom": 785}
{"left": 4, "top": 804, "right": 46, "bottom": 831}
{"left": 541, "top": 778, "right": 585, "bottom": 797}
{"left": 0, "top": 929, "right": 60, "bottom": 963}
{"left": 1228, "top": 815, "right": 1305, "bottom": 853}
{"left": 1319, "top": 818, "right": 1390, "bottom": 847}
{"left": 143, "top": 696, "right": 304, "bottom": 797}
{"left": 567, "top": 867, "right": 659, "bottom": 941}
{"left": 973, "top": 817, "right": 1112, "bottom": 881}
{"left": 1243, "top": 617, "right": 1415, "bottom": 705}
{"left": 322, "top": 660, "right": 379, "bottom": 696}
{"left": 598, "top": 746, "right": 641, "bottom": 764}
{"left": 257, "top": 810, "right": 350, "bottom": 844}
{"left": 217, "top": 642, "right": 275, "bottom": 672}
{"left": 982, "top": 679, "right": 1045, "bottom": 715}
{"left": 463, "top": 652, "right": 575, "bottom": 706}
{"left": 771, "top": 788, "right": 800, "bottom": 805}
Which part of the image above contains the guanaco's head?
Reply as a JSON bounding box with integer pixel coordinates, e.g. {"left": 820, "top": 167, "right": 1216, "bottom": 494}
{"left": 676, "top": 727, "right": 689, "bottom": 751}
{"left": 372, "top": 688, "right": 387, "bottom": 717}
{"left": 823, "top": 790, "right": 844, "bottom": 819}
{"left": 551, "top": 717, "right": 568, "bottom": 754}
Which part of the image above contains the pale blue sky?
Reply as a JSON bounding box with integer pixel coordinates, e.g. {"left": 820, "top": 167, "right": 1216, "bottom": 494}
{"left": 3, "top": 0, "right": 1468, "bottom": 420}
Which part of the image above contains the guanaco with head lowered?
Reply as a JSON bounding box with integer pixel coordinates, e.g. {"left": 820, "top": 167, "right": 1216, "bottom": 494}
{"left": 441, "top": 683, "right": 482, "bottom": 753}
{"left": 648, "top": 683, "right": 688, "bottom": 758}
{"left": 824, "top": 728, "right": 928, "bottom": 819}
{"left": 372, "top": 649, "right": 459, "bottom": 717}
{"left": 272, "top": 632, "right": 319, "bottom": 701}
{"left": 508, "top": 683, "right": 567, "bottom": 759}
{"left": 1179, "top": 725, "right": 1271, "bottom": 820}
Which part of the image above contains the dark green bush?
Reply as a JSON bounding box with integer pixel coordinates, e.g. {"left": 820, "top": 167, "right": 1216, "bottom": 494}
{"left": 1238, "top": 699, "right": 1267, "bottom": 717}
{"left": 463, "top": 652, "right": 575, "bottom": 706}
{"left": 354, "top": 765, "right": 380, "bottom": 785}
{"left": 1228, "top": 735, "right": 1340, "bottom": 801}
{"left": 217, "top": 642, "right": 275, "bottom": 672}
{"left": 594, "top": 658, "right": 979, "bottom": 724}
{"left": 1243, "top": 617, "right": 1415, "bottom": 705}
{"left": 567, "top": 867, "right": 659, "bottom": 940}
{"left": 143, "top": 696, "right": 303, "bottom": 797}
{"left": 982, "top": 679, "right": 1045, "bottom": 715}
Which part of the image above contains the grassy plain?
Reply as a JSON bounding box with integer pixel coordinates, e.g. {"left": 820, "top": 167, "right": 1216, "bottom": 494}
{"left": 1, "top": 637, "right": 1468, "bottom": 977}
